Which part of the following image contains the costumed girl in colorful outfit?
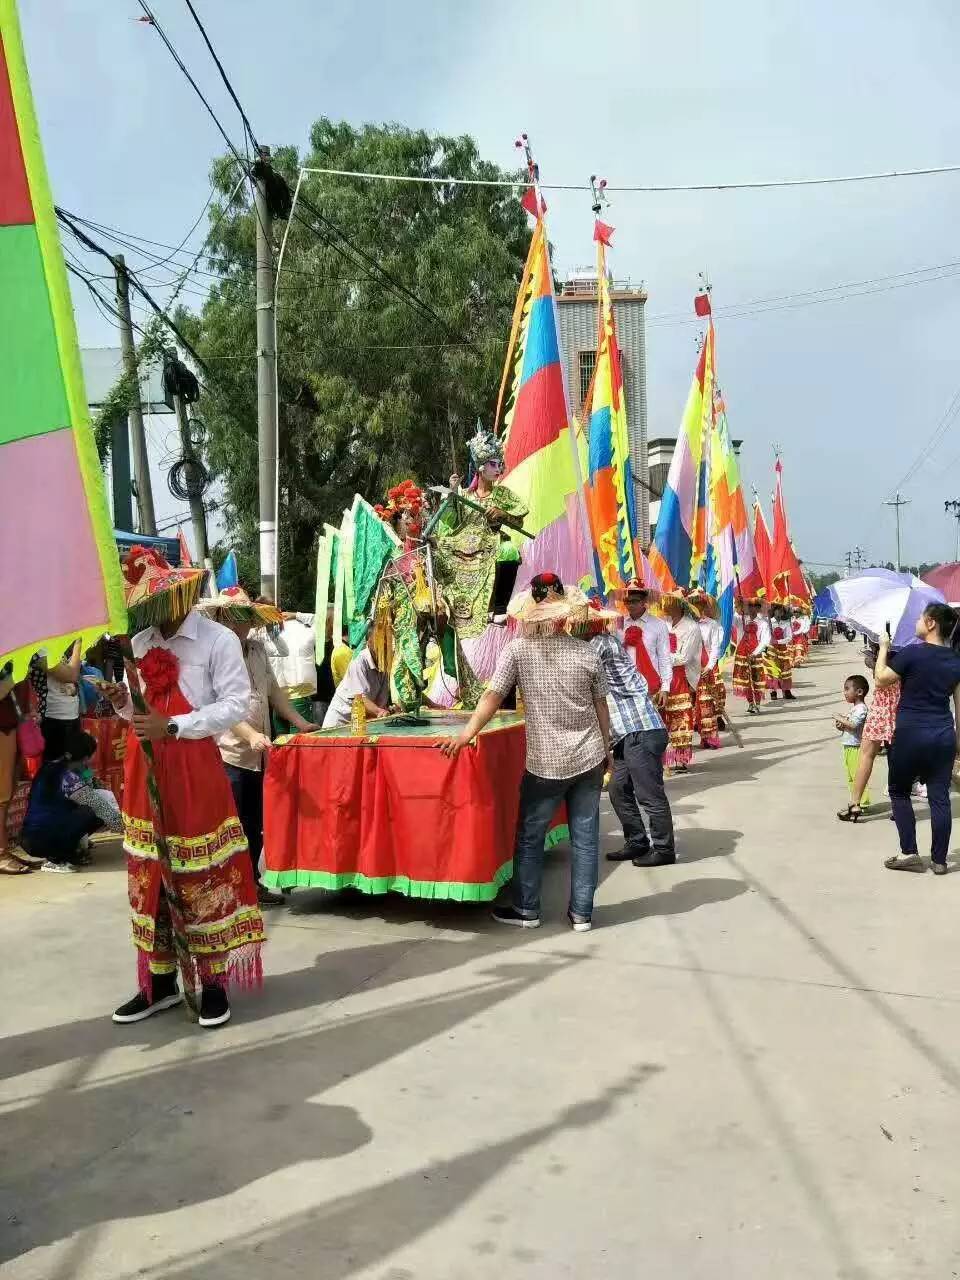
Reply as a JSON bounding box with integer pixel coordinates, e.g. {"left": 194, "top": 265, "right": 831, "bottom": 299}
{"left": 766, "top": 605, "right": 796, "bottom": 700}
{"left": 107, "top": 547, "right": 264, "bottom": 1030}
{"left": 432, "top": 424, "right": 529, "bottom": 703}
{"left": 690, "top": 590, "right": 724, "bottom": 749}
{"left": 660, "top": 591, "right": 702, "bottom": 770}
{"left": 732, "top": 599, "right": 768, "bottom": 714}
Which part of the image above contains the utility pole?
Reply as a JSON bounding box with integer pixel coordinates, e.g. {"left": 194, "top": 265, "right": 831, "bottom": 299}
{"left": 254, "top": 145, "right": 278, "bottom": 601}
{"left": 844, "top": 550, "right": 853, "bottom": 576}
{"left": 945, "top": 499, "right": 960, "bottom": 561}
{"left": 884, "top": 492, "right": 910, "bottom": 572}
{"left": 114, "top": 254, "right": 156, "bottom": 535}
{"left": 854, "top": 546, "right": 865, "bottom": 572}
{"left": 171, "top": 392, "right": 212, "bottom": 570}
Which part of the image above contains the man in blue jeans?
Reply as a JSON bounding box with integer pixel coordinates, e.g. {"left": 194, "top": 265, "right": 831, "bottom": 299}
{"left": 441, "top": 574, "right": 611, "bottom": 931}
{"left": 590, "top": 628, "right": 676, "bottom": 866}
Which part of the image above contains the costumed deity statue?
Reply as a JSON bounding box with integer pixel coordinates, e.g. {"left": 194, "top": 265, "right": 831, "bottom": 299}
{"left": 372, "top": 481, "right": 448, "bottom": 711}
{"left": 434, "top": 424, "right": 530, "bottom": 639}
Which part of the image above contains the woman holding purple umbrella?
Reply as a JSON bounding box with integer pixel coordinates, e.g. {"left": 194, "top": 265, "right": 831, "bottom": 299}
{"left": 874, "top": 603, "right": 960, "bottom": 874}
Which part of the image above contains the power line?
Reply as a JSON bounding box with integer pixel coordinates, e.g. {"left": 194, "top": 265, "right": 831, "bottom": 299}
{"left": 135, "top": 1, "right": 248, "bottom": 171}
{"left": 182, "top": 0, "right": 259, "bottom": 152}
{"left": 300, "top": 160, "right": 960, "bottom": 195}
{"left": 58, "top": 207, "right": 210, "bottom": 376}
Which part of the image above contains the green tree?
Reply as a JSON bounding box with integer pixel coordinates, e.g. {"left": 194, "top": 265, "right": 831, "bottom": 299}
{"left": 179, "top": 121, "right": 529, "bottom": 606}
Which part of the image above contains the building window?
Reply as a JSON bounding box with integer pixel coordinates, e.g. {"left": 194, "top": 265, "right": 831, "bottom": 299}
{"left": 577, "top": 349, "right": 596, "bottom": 409}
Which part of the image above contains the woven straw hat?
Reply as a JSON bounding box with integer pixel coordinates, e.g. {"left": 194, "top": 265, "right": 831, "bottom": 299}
{"left": 197, "top": 586, "right": 283, "bottom": 627}
{"left": 122, "top": 545, "right": 206, "bottom": 632}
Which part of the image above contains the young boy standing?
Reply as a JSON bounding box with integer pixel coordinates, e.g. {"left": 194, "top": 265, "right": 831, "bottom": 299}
{"left": 836, "top": 674, "right": 871, "bottom": 809}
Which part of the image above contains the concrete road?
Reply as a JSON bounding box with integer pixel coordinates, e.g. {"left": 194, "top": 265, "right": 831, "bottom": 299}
{"left": 2, "top": 643, "right": 959, "bottom": 1279}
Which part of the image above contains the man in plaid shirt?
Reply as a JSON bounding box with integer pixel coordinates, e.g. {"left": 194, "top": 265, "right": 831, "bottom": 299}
{"left": 441, "top": 574, "right": 611, "bottom": 931}
{"left": 591, "top": 630, "right": 676, "bottom": 867}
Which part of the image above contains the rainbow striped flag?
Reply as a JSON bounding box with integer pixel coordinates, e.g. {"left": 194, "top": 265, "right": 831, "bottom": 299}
{"left": 708, "top": 390, "right": 756, "bottom": 651}
{"left": 649, "top": 319, "right": 714, "bottom": 590}
{"left": 0, "top": 0, "right": 125, "bottom": 677}
{"left": 583, "top": 230, "right": 638, "bottom": 596}
{"left": 499, "top": 216, "right": 593, "bottom": 593}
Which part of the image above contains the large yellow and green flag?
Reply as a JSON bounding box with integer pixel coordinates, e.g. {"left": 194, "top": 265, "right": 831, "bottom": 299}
{"left": 0, "top": 0, "right": 125, "bottom": 676}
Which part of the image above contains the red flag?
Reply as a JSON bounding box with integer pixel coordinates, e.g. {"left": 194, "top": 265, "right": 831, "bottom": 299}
{"left": 520, "top": 187, "right": 547, "bottom": 218}
{"left": 593, "top": 219, "right": 614, "bottom": 246}
{"left": 768, "top": 461, "right": 809, "bottom": 602}
{"left": 752, "top": 499, "right": 772, "bottom": 599}
{"left": 177, "top": 527, "right": 193, "bottom": 568}
{"left": 694, "top": 292, "right": 712, "bottom": 317}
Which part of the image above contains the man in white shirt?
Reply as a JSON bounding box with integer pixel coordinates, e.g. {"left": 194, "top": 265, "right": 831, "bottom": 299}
{"left": 258, "top": 610, "right": 318, "bottom": 731}
{"left": 104, "top": 553, "right": 263, "bottom": 1031}
{"left": 621, "top": 581, "right": 671, "bottom": 708}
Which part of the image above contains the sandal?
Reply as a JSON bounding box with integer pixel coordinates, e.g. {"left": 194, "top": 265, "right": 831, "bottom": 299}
{"left": 837, "top": 804, "right": 864, "bottom": 823}
{"left": 0, "top": 852, "right": 32, "bottom": 875}
{"left": 8, "top": 845, "right": 44, "bottom": 868}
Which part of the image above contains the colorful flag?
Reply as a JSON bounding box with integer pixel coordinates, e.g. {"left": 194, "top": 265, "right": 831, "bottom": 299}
{"left": 583, "top": 229, "right": 638, "bottom": 596}
{"left": 498, "top": 215, "right": 593, "bottom": 593}
{"left": 649, "top": 318, "right": 714, "bottom": 590}
{"left": 706, "top": 394, "right": 738, "bottom": 652}
{"left": 215, "top": 550, "right": 239, "bottom": 591}
{"left": 753, "top": 499, "right": 773, "bottom": 599}
{"left": 769, "top": 459, "right": 810, "bottom": 602}
{"left": 0, "top": 0, "right": 126, "bottom": 677}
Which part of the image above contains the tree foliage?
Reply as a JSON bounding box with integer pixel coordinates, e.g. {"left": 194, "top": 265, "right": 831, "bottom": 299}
{"left": 182, "top": 121, "right": 529, "bottom": 606}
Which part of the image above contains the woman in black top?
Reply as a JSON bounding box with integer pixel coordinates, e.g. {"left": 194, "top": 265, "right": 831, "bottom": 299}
{"left": 875, "top": 603, "right": 960, "bottom": 874}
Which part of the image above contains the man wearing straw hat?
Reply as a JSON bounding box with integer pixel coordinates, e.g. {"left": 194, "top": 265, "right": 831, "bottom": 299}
{"left": 441, "top": 573, "right": 611, "bottom": 931}
{"left": 104, "top": 547, "right": 264, "bottom": 1030}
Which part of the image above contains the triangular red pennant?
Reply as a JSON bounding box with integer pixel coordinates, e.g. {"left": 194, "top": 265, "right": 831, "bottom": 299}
{"left": 520, "top": 187, "right": 546, "bottom": 217}
{"left": 593, "top": 220, "right": 614, "bottom": 246}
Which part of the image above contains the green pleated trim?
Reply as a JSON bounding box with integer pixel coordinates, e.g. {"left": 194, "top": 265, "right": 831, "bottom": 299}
{"left": 262, "top": 857, "right": 514, "bottom": 902}
{"left": 544, "top": 823, "right": 569, "bottom": 849}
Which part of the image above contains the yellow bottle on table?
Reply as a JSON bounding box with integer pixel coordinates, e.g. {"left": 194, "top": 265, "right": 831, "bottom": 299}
{"left": 350, "top": 693, "right": 367, "bottom": 736}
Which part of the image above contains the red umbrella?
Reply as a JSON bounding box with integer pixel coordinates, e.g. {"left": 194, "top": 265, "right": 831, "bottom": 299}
{"left": 922, "top": 562, "right": 960, "bottom": 603}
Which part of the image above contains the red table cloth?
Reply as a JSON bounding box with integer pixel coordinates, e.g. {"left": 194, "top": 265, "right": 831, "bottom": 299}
{"left": 262, "top": 712, "right": 532, "bottom": 901}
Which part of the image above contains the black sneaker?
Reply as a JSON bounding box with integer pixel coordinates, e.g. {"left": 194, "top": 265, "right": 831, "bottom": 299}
{"left": 605, "top": 848, "right": 644, "bottom": 862}
{"left": 783, "top": 690, "right": 797, "bottom": 701}
{"left": 198, "top": 986, "right": 232, "bottom": 1028}
{"left": 257, "top": 885, "right": 285, "bottom": 907}
{"left": 631, "top": 850, "right": 677, "bottom": 868}
{"left": 567, "top": 911, "right": 592, "bottom": 933}
{"left": 770, "top": 691, "right": 778, "bottom": 700}
{"left": 932, "top": 862, "right": 949, "bottom": 876}
{"left": 491, "top": 906, "right": 541, "bottom": 929}
{"left": 112, "top": 986, "right": 183, "bottom": 1024}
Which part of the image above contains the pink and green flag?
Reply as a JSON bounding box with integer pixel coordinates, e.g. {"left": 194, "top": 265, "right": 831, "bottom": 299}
{"left": 0, "top": 0, "right": 125, "bottom": 677}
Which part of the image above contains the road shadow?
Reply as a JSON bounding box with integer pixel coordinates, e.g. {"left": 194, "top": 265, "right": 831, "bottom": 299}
{"left": 67, "top": 1068, "right": 664, "bottom": 1280}
{"left": 0, "top": 949, "right": 578, "bottom": 1264}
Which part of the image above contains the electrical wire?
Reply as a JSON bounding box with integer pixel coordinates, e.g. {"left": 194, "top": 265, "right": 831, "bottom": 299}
{"left": 135, "top": 0, "right": 248, "bottom": 172}
{"left": 294, "top": 190, "right": 477, "bottom": 350}
{"left": 182, "top": 0, "right": 259, "bottom": 152}
{"left": 885, "top": 381, "right": 960, "bottom": 496}
{"left": 58, "top": 208, "right": 211, "bottom": 375}
{"left": 300, "top": 160, "right": 960, "bottom": 194}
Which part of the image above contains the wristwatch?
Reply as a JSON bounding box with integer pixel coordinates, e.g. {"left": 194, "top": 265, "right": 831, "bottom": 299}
{"left": 165, "top": 720, "right": 180, "bottom": 739}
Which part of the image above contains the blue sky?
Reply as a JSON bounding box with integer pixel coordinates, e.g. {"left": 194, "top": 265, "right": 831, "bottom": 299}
{"left": 21, "top": 0, "right": 960, "bottom": 568}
